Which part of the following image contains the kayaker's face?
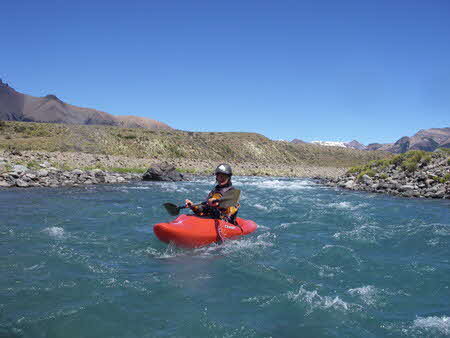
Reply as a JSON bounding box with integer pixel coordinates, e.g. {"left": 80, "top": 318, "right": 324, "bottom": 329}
{"left": 216, "top": 173, "right": 230, "bottom": 186}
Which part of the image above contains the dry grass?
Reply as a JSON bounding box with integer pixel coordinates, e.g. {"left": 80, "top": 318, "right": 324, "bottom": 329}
{"left": 0, "top": 121, "right": 390, "bottom": 168}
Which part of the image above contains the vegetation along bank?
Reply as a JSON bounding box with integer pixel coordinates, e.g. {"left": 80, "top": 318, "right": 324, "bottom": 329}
{"left": 323, "top": 149, "right": 450, "bottom": 199}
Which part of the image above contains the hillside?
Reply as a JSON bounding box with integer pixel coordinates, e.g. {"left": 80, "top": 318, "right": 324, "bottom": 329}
{"left": 0, "top": 121, "right": 390, "bottom": 176}
{"left": 0, "top": 80, "right": 171, "bottom": 129}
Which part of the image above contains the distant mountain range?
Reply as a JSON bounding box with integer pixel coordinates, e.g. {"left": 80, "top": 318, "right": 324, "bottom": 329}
{"left": 295, "top": 128, "right": 450, "bottom": 153}
{"left": 0, "top": 80, "right": 171, "bottom": 129}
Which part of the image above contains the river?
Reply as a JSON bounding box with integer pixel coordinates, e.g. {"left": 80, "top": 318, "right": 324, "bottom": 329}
{"left": 1, "top": 177, "right": 449, "bottom": 337}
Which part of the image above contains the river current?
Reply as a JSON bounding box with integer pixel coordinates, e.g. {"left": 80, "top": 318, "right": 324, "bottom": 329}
{"left": 1, "top": 176, "right": 449, "bottom": 337}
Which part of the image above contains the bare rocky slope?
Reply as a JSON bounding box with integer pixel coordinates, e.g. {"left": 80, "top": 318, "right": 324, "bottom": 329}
{"left": 0, "top": 80, "right": 171, "bottom": 129}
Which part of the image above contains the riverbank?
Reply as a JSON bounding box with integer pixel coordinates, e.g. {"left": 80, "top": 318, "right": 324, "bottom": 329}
{"left": 322, "top": 150, "right": 450, "bottom": 199}
{"left": 0, "top": 149, "right": 347, "bottom": 188}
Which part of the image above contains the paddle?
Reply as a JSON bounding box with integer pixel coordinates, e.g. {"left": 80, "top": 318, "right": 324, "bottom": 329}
{"left": 163, "top": 189, "right": 241, "bottom": 216}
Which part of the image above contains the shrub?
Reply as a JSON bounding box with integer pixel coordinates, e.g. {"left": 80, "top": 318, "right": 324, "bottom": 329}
{"left": 13, "top": 125, "right": 27, "bottom": 133}
{"left": 422, "top": 155, "right": 432, "bottom": 164}
{"left": 373, "top": 159, "right": 390, "bottom": 169}
{"left": 391, "top": 154, "right": 404, "bottom": 166}
{"left": 405, "top": 150, "right": 426, "bottom": 162}
{"left": 27, "top": 160, "right": 40, "bottom": 169}
{"left": 437, "top": 147, "right": 450, "bottom": 154}
{"left": 357, "top": 169, "right": 376, "bottom": 180}
{"left": 402, "top": 159, "right": 418, "bottom": 172}
{"left": 117, "top": 133, "right": 137, "bottom": 140}
{"left": 380, "top": 173, "right": 388, "bottom": 179}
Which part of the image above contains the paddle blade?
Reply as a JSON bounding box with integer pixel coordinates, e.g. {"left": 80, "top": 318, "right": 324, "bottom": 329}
{"left": 218, "top": 189, "right": 241, "bottom": 209}
{"left": 163, "top": 203, "right": 180, "bottom": 216}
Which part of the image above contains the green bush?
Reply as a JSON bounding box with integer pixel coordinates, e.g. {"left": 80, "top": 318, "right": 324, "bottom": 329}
{"left": 437, "top": 147, "right": 450, "bottom": 154}
{"left": 357, "top": 169, "right": 376, "bottom": 180}
{"left": 13, "top": 125, "right": 27, "bottom": 133}
{"left": 422, "top": 155, "right": 432, "bottom": 164}
{"left": 26, "top": 160, "right": 40, "bottom": 169}
{"left": 117, "top": 133, "right": 137, "bottom": 140}
{"left": 391, "top": 154, "right": 404, "bottom": 166}
{"left": 347, "top": 166, "right": 361, "bottom": 174}
{"left": 402, "top": 159, "right": 418, "bottom": 172}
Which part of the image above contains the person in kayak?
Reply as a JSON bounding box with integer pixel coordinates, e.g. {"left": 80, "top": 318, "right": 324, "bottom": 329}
{"left": 185, "top": 163, "right": 240, "bottom": 224}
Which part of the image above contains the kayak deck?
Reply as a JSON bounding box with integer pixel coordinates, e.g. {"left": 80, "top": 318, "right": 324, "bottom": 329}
{"left": 154, "top": 214, "right": 258, "bottom": 248}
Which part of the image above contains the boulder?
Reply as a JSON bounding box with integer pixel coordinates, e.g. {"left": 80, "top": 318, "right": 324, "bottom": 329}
{"left": 37, "top": 169, "right": 49, "bottom": 177}
{"left": 0, "top": 181, "right": 12, "bottom": 187}
{"left": 143, "top": 163, "right": 185, "bottom": 182}
{"left": 16, "top": 179, "right": 29, "bottom": 188}
{"left": 344, "top": 180, "right": 355, "bottom": 189}
{"left": 361, "top": 175, "right": 372, "bottom": 184}
{"left": 399, "top": 184, "right": 415, "bottom": 192}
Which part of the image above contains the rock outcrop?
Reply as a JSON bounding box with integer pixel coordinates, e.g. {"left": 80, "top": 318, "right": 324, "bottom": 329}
{"left": 142, "top": 163, "right": 186, "bottom": 181}
{"left": 0, "top": 165, "right": 141, "bottom": 188}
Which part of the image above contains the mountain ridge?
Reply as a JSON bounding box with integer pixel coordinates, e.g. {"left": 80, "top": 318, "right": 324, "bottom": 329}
{"left": 0, "top": 80, "right": 171, "bottom": 130}
{"left": 293, "top": 127, "right": 450, "bottom": 153}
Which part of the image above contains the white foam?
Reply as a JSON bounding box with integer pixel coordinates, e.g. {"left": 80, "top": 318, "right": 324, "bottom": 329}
{"left": 412, "top": 316, "right": 450, "bottom": 335}
{"left": 234, "top": 178, "right": 314, "bottom": 191}
{"left": 328, "top": 201, "right": 367, "bottom": 210}
{"left": 278, "top": 221, "right": 299, "bottom": 229}
{"left": 220, "top": 232, "right": 275, "bottom": 254}
{"left": 333, "top": 225, "right": 382, "bottom": 244}
{"left": 348, "top": 285, "right": 377, "bottom": 305}
{"left": 287, "top": 286, "right": 358, "bottom": 313}
{"left": 42, "top": 227, "right": 65, "bottom": 239}
{"left": 24, "top": 263, "right": 45, "bottom": 271}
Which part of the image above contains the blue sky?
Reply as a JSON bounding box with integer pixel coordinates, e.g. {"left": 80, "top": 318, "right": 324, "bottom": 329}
{"left": 2, "top": 0, "right": 449, "bottom": 144}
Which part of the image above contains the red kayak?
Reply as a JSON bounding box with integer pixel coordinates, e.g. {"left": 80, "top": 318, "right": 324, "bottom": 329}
{"left": 154, "top": 214, "right": 258, "bottom": 248}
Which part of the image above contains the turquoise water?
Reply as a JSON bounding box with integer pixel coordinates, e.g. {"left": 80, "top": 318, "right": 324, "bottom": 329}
{"left": 1, "top": 177, "right": 449, "bottom": 337}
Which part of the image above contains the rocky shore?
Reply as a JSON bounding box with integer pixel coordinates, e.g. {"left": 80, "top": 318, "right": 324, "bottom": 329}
{"left": 322, "top": 150, "right": 450, "bottom": 199}
{"left": 0, "top": 149, "right": 347, "bottom": 188}
{"left": 0, "top": 165, "right": 142, "bottom": 188}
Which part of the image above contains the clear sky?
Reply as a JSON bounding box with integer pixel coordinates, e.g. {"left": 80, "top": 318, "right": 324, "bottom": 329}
{"left": 2, "top": 0, "right": 449, "bottom": 144}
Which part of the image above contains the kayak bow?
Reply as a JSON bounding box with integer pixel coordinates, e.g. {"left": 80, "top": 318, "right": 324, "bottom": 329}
{"left": 154, "top": 214, "right": 257, "bottom": 248}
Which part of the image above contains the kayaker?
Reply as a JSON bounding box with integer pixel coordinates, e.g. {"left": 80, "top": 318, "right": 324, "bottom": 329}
{"left": 185, "top": 163, "right": 240, "bottom": 224}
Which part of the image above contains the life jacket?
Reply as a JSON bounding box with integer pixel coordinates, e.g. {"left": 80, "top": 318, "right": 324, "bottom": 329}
{"left": 192, "top": 182, "right": 239, "bottom": 223}
{"left": 207, "top": 182, "right": 235, "bottom": 199}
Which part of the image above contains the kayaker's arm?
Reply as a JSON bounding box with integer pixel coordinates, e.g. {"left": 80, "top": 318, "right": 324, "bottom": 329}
{"left": 186, "top": 199, "right": 208, "bottom": 214}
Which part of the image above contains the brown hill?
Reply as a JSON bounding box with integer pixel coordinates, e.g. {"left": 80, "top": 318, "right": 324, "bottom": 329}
{"left": 379, "top": 128, "right": 450, "bottom": 153}
{"left": 0, "top": 80, "right": 171, "bottom": 129}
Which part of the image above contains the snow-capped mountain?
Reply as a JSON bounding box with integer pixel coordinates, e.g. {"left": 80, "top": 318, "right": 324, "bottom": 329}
{"left": 311, "top": 141, "right": 348, "bottom": 148}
